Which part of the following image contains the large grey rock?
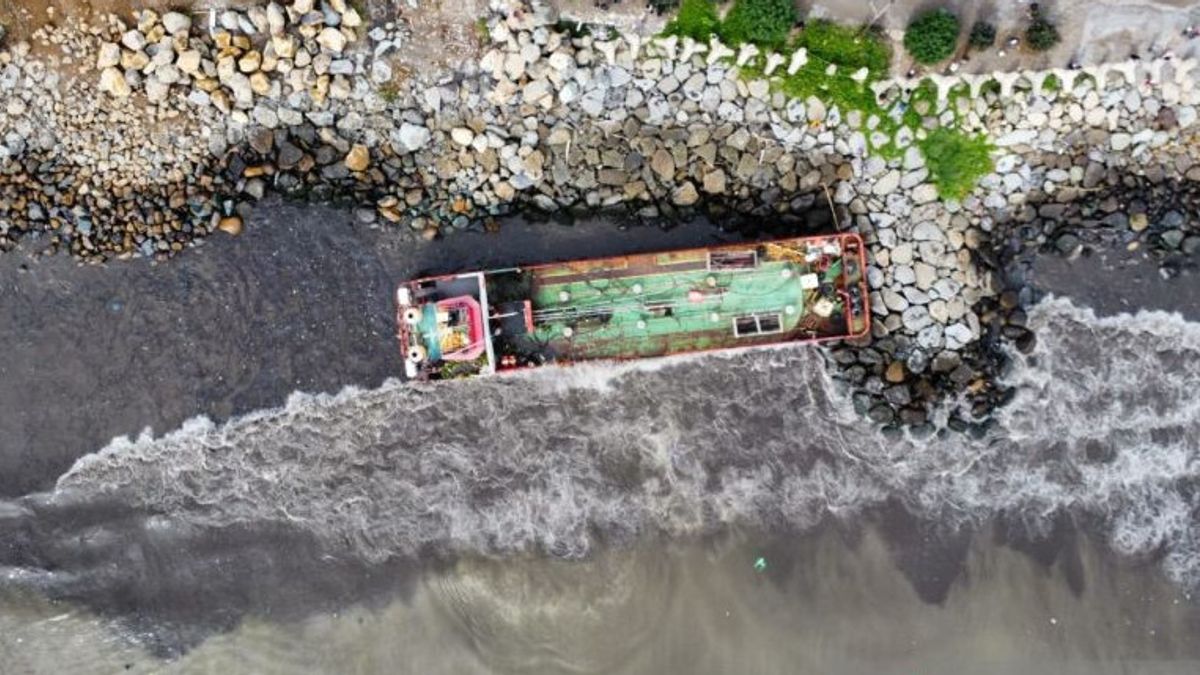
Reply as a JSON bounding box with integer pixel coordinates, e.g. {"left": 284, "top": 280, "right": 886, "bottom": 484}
{"left": 911, "top": 184, "right": 938, "bottom": 204}
{"left": 672, "top": 181, "right": 699, "bottom": 206}
{"left": 913, "top": 262, "right": 937, "bottom": 290}
{"left": 96, "top": 42, "right": 121, "bottom": 69}
{"left": 872, "top": 170, "right": 900, "bottom": 196}
{"left": 317, "top": 27, "right": 347, "bottom": 53}
{"left": 881, "top": 288, "right": 909, "bottom": 312}
{"left": 1178, "top": 105, "right": 1197, "bottom": 128}
{"left": 162, "top": 12, "right": 192, "bottom": 35}
{"left": 912, "top": 221, "right": 945, "bottom": 242}
{"left": 450, "top": 127, "right": 475, "bottom": 147}
{"left": 901, "top": 306, "right": 932, "bottom": 332}
{"left": 944, "top": 323, "right": 974, "bottom": 349}
{"left": 995, "top": 129, "right": 1037, "bottom": 147}
{"left": 120, "top": 30, "right": 146, "bottom": 51}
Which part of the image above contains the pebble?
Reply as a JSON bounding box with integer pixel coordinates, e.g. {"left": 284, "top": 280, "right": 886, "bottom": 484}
{"left": 344, "top": 144, "right": 370, "bottom": 171}
{"left": 217, "top": 216, "right": 244, "bottom": 235}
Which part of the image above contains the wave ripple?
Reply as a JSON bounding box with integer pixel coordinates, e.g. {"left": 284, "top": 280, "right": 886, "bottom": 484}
{"left": 52, "top": 297, "right": 1200, "bottom": 587}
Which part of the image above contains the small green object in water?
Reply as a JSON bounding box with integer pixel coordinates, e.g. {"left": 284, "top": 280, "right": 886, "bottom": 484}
{"left": 753, "top": 557, "right": 767, "bottom": 572}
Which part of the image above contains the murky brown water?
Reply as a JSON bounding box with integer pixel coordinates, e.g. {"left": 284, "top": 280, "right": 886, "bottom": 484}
{"left": 2, "top": 528, "right": 1198, "bottom": 674}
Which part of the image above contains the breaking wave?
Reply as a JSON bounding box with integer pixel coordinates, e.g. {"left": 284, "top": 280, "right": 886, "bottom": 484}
{"left": 52, "top": 296, "right": 1200, "bottom": 587}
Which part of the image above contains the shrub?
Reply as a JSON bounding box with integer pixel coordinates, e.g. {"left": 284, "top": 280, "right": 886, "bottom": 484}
{"left": 1026, "top": 12, "right": 1061, "bottom": 51}
{"left": 719, "top": 0, "right": 798, "bottom": 48}
{"left": 919, "top": 127, "right": 994, "bottom": 200}
{"left": 664, "top": 0, "right": 721, "bottom": 41}
{"left": 903, "top": 8, "right": 960, "bottom": 64}
{"left": 968, "top": 21, "right": 995, "bottom": 49}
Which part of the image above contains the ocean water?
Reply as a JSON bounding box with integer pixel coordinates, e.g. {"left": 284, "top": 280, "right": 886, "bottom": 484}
{"left": 40, "top": 295, "right": 1200, "bottom": 583}
{"left": 2, "top": 294, "right": 1200, "bottom": 672}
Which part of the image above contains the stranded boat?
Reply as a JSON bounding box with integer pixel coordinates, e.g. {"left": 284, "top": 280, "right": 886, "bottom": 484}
{"left": 396, "top": 234, "right": 870, "bottom": 380}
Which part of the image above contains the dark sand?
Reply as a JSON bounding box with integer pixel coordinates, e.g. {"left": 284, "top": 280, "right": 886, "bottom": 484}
{"left": 0, "top": 201, "right": 733, "bottom": 497}
{"left": 1028, "top": 245, "right": 1200, "bottom": 320}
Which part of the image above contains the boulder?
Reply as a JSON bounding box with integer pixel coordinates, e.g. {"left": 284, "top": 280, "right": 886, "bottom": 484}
{"left": 120, "top": 30, "right": 146, "bottom": 51}
{"left": 395, "top": 123, "right": 431, "bottom": 152}
{"left": 901, "top": 305, "right": 932, "bottom": 332}
{"left": 96, "top": 42, "right": 121, "bottom": 69}
{"left": 344, "top": 144, "right": 370, "bottom": 171}
{"left": 177, "top": 50, "right": 202, "bottom": 75}
{"left": 317, "top": 27, "right": 347, "bottom": 53}
{"left": 650, "top": 148, "right": 675, "bottom": 180}
{"left": 217, "top": 216, "right": 243, "bottom": 235}
{"left": 225, "top": 73, "right": 255, "bottom": 107}
{"left": 911, "top": 184, "right": 938, "bottom": 204}
{"left": 672, "top": 181, "right": 699, "bottom": 206}
{"left": 98, "top": 67, "right": 131, "bottom": 97}
{"left": 450, "top": 127, "right": 475, "bottom": 147}
{"left": 267, "top": 2, "right": 286, "bottom": 35}
{"left": 162, "top": 12, "right": 192, "bottom": 35}
{"left": 913, "top": 262, "right": 937, "bottom": 290}
{"left": 911, "top": 221, "right": 944, "bottom": 242}
{"left": 272, "top": 35, "right": 297, "bottom": 59}
{"left": 872, "top": 170, "right": 900, "bottom": 196}
{"left": 238, "top": 51, "right": 263, "bottom": 73}
{"left": 702, "top": 169, "right": 727, "bottom": 194}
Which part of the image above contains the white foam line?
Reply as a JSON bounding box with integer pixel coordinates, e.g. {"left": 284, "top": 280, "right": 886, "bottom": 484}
{"left": 39, "top": 295, "right": 1200, "bottom": 590}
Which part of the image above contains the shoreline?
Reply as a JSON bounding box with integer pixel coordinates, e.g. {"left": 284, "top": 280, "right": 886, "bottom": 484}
{"left": 4, "top": 1, "right": 1200, "bottom": 669}
{"left": 2, "top": 0, "right": 1200, "bottom": 468}
{"left": 0, "top": 200, "right": 743, "bottom": 497}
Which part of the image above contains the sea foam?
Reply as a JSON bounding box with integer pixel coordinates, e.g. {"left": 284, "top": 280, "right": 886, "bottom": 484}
{"left": 51, "top": 295, "right": 1200, "bottom": 587}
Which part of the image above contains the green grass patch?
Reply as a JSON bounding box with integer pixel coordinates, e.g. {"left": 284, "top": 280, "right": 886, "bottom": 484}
{"left": 918, "top": 128, "right": 994, "bottom": 200}
{"left": 765, "top": 61, "right": 878, "bottom": 113}
{"left": 663, "top": 0, "right": 721, "bottom": 42}
{"left": 1041, "top": 73, "right": 1061, "bottom": 92}
{"left": 795, "top": 20, "right": 891, "bottom": 78}
{"left": 379, "top": 84, "right": 400, "bottom": 104}
{"left": 655, "top": 5, "right": 995, "bottom": 199}
{"left": 765, "top": 21, "right": 892, "bottom": 119}
{"left": 903, "top": 79, "right": 938, "bottom": 130}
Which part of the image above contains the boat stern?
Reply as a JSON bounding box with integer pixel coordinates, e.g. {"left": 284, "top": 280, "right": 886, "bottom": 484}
{"left": 395, "top": 273, "right": 496, "bottom": 380}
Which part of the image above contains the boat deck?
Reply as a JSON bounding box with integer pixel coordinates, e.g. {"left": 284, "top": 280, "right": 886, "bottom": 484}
{"left": 397, "top": 234, "right": 869, "bottom": 380}
{"left": 527, "top": 251, "right": 827, "bottom": 359}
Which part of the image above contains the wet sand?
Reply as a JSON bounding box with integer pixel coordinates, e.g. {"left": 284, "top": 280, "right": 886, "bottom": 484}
{"left": 0, "top": 200, "right": 733, "bottom": 497}
{"left": 1028, "top": 245, "right": 1200, "bottom": 320}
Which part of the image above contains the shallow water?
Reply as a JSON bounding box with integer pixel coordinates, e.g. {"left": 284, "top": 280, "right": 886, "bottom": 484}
{"left": 2, "top": 527, "right": 1198, "bottom": 674}
{"left": 3, "top": 206, "right": 1200, "bottom": 671}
